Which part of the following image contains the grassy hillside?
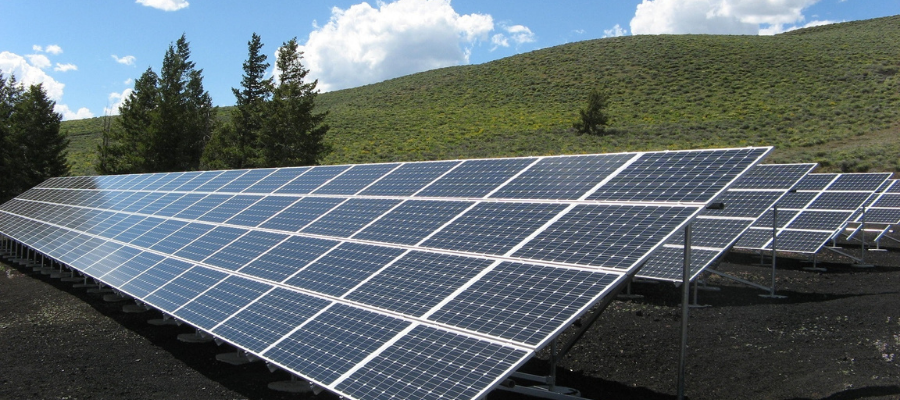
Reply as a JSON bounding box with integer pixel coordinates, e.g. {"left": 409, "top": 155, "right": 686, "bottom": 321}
{"left": 64, "top": 15, "right": 900, "bottom": 175}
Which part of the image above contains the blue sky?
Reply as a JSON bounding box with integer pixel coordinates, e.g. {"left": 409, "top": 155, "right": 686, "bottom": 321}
{"left": 1, "top": 0, "right": 897, "bottom": 120}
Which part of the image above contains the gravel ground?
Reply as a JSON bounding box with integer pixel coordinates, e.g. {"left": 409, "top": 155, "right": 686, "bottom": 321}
{"left": 2, "top": 235, "right": 900, "bottom": 400}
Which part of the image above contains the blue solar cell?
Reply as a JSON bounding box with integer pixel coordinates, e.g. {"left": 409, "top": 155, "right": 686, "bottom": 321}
{"left": 243, "top": 168, "right": 309, "bottom": 193}
{"left": 769, "top": 230, "right": 834, "bottom": 253}
{"left": 491, "top": 154, "right": 634, "bottom": 199}
{"left": 346, "top": 251, "right": 492, "bottom": 316}
{"left": 130, "top": 219, "right": 187, "bottom": 248}
{"left": 77, "top": 241, "right": 124, "bottom": 272}
{"left": 708, "top": 191, "right": 784, "bottom": 218}
{"left": 828, "top": 173, "right": 890, "bottom": 191}
{"left": 237, "top": 236, "right": 340, "bottom": 282}
{"left": 203, "top": 230, "right": 288, "bottom": 271}
{"left": 155, "top": 171, "right": 201, "bottom": 191}
{"left": 337, "top": 325, "right": 527, "bottom": 400}
{"left": 415, "top": 158, "right": 536, "bottom": 198}
{"left": 149, "top": 222, "right": 214, "bottom": 254}
{"left": 173, "top": 171, "right": 223, "bottom": 191}
{"left": 430, "top": 262, "right": 618, "bottom": 345}
{"left": 352, "top": 200, "right": 472, "bottom": 245}
{"left": 141, "top": 173, "right": 179, "bottom": 191}
{"left": 283, "top": 242, "right": 405, "bottom": 296}
{"left": 154, "top": 193, "right": 206, "bottom": 217}
{"left": 734, "top": 228, "right": 774, "bottom": 249}
{"left": 775, "top": 191, "right": 818, "bottom": 209}
{"left": 665, "top": 218, "right": 753, "bottom": 249}
{"left": 258, "top": 197, "right": 344, "bottom": 232}
{"left": 174, "top": 275, "right": 272, "bottom": 330}
{"left": 114, "top": 217, "right": 166, "bottom": 243}
{"left": 785, "top": 211, "right": 853, "bottom": 230}
{"left": 86, "top": 245, "right": 143, "bottom": 277}
{"left": 588, "top": 148, "right": 768, "bottom": 202}
{"left": 276, "top": 165, "right": 350, "bottom": 194}
{"left": 312, "top": 163, "right": 400, "bottom": 195}
{"left": 422, "top": 202, "right": 568, "bottom": 255}
{"left": 262, "top": 303, "right": 410, "bottom": 385}
{"left": 729, "top": 163, "right": 816, "bottom": 189}
{"left": 217, "top": 169, "right": 277, "bottom": 193}
{"left": 860, "top": 208, "right": 900, "bottom": 224}
{"left": 144, "top": 266, "right": 228, "bottom": 312}
{"left": 174, "top": 226, "right": 248, "bottom": 262}
{"left": 196, "top": 195, "right": 262, "bottom": 223}
{"left": 301, "top": 198, "right": 401, "bottom": 238}
{"left": 193, "top": 170, "right": 249, "bottom": 192}
{"left": 101, "top": 252, "right": 165, "bottom": 288}
{"left": 212, "top": 288, "right": 330, "bottom": 353}
{"left": 751, "top": 209, "right": 798, "bottom": 228}
{"left": 225, "top": 196, "right": 299, "bottom": 227}
{"left": 512, "top": 204, "right": 698, "bottom": 269}
{"left": 136, "top": 192, "right": 185, "bottom": 215}
{"left": 120, "top": 192, "right": 166, "bottom": 213}
{"left": 358, "top": 161, "right": 460, "bottom": 196}
{"left": 97, "top": 214, "right": 143, "bottom": 238}
{"left": 638, "top": 247, "right": 723, "bottom": 282}
{"left": 61, "top": 237, "right": 108, "bottom": 266}
{"left": 873, "top": 194, "right": 900, "bottom": 208}
{"left": 806, "top": 192, "right": 870, "bottom": 210}
{"left": 174, "top": 194, "right": 234, "bottom": 220}
{"left": 120, "top": 258, "right": 192, "bottom": 299}
{"left": 793, "top": 174, "right": 836, "bottom": 191}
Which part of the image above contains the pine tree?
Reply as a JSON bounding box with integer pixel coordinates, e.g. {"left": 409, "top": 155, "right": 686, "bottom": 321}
{"left": 573, "top": 88, "right": 610, "bottom": 135}
{"left": 97, "top": 67, "right": 158, "bottom": 174}
{"left": 9, "top": 83, "right": 68, "bottom": 192}
{"left": 259, "top": 38, "right": 329, "bottom": 167}
{"left": 202, "top": 33, "right": 272, "bottom": 169}
{"left": 0, "top": 73, "right": 23, "bottom": 201}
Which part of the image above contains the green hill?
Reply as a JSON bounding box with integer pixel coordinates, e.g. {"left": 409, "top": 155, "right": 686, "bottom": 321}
{"left": 63, "top": 15, "right": 900, "bottom": 176}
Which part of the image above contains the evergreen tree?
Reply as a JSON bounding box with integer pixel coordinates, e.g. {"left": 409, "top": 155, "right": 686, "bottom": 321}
{"left": 573, "top": 88, "right": 610, "bottom": 135}
{"left": 97, "top": 67, "right": 158, "bottom": 174}
{"left": 0, "top": 73, "right": 23, "bottom": 201}
{"left": 154, "top": 34, "right": 215, "bottom": 172}
{"left": 259, "top": 38, "right": 329, "bottom": 167}
{"left": 202, "top": 33, "right": 272, "bottom": 169}
{"left": 9, "top": 83, "right": 68, "bottom": 192}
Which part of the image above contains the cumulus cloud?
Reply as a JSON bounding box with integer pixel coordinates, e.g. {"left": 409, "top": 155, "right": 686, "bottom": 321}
{"left": 104, "top": 88, "right": 134, "bottom": 116}
{"left": 27, "top": 54, "right": 51, "bottom": 70}
{"left": 54, "top": 63, "right": 77, "bottom": 72}
{"left": 492, "top": 24, "right": 535, "bottom": 49}
{"left": 299, "top": 0, "right": 500, "bottom": 92}
{"left": 630, "top": 0, "right": 821, "bottom": 35}
{"left": 44, "top": 45, "right": 63, "bottom": 55}
{"left": 1, "top": 51, "right": 93, "bottom": 120}
{"left": 759, "top": 18, "right": 837, "bottom": 35}
{"left": 55, "top": 104, "right": 94, "bottom": 120}
{"left": 0, "top": 51, "right": 65, "bottom": 101}
{"left": 603, "top": 24, "right": 628, "bottom": 38}
{"left": 136, "top": 0, "right": 189, "bottom": 12}
{"left": 112, "top": 55, "right": 136, "bottom": 66}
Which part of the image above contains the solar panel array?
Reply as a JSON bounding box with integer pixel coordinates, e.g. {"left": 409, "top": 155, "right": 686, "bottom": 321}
{"left": 734, "top": 172, "right": 891, "bottom": 254}
{"left": 637, "top": 163, "right": 816, "bottom": 281}
{"left": 853, "top": 180, "right": 900, "bottom": 224}
{"left": 0, "top": 147, "right": 771, "bottom": 400}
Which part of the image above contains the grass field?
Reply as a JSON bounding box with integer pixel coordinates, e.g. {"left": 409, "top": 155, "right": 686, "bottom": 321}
{"left": 62, "top": 15, "right": 900, "bottom": 176}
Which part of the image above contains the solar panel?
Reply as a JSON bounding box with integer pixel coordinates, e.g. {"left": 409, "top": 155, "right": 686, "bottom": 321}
{"left": 0, "top": 147, "right": 771, "bottom": 400}
{"left": 735, "top": 172, "right": 891, "bottom": 253}
{"left": 852, "top": 180, "right": 900, "bottom": 224}
{"left": 637, "top": 163, "right": 815, "bottom": 282}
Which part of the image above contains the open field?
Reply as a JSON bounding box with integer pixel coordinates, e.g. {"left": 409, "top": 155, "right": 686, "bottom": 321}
{"left": 2, "top": 236, "right": 899, "bottom": 400}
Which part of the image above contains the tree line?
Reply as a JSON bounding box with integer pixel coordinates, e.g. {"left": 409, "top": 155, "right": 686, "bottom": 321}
{"left": 97, "top": 33, "right": 328, "bottom": 175}
{"left": 0, "top": 74, "right": 69, "bottom": 203}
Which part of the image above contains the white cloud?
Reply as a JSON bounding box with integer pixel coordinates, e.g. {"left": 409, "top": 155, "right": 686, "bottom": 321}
{"left": 27, "top": 54, "right": 51, "bottom": 70}
{"left": 55, "top": 104, "right": 94, "bottom": 120}
{"left": 44, "top": 45, "right": 63, "bottom": 55}
{"left": 112, "top": 55, "right": 136, "bottom": 66}
{"left": 124, "top": 78, "right": 134, "bottom": 85}
{"left": 32, "top": 45, "right": 43, "bottom": 52}
{"left": 54, "top": 63, "right": 77, "bottom": 72}
{"left": 760, "top": 19, "right": 837, "bottom": 35}
{"left": 602, "top": 24, "right": 628, "bottom": 38}
{"left": 491, "top": 24, "right": 536, "bottom": 50}
{"left": 136, "top": 0, "right": 188, "bottom": 11}
{"left": 299, "top": 0, "right": 498, "bottom": 92}
{"left": 104, "top": 88, "right": 133, "bottom": 116}
{"left": 0, "top": 51, "right": 65, "bottom": 101}
{"left": 630, "top": 0, "right": 821, "bottom": 35}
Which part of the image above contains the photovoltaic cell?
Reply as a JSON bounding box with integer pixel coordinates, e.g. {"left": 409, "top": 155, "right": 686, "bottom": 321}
{"left": 143, "top": 266, "right": 228, "bottom": 313}
{"left": 283, "top": 242, "right": 405, "bottom": 297}
{"left": 244, "top": 167, "right": 309, "bottom": 193}
{"left": 217, "top": 169, "right": 277, "bottom": 193}
{"left": 346, "top": 251, "right": 493, "bottom": 316}
{"left": 828, "top": 173, "right": 892, "bottom": 191}
{"left": 174, "top": 275, "right": 272, "bottom": 329}
{"left": 237, "top": 235, "right": 339, "bottom": 282}
{"left": 276, "top": 165, "right": 349, "bottom": 194}
{"left": 359, "top": 161, "right": 460, "bottom": 196}
{"left": 337, "top": 325, "right": 527, "bottom": 400}
{"left": 352, "top": 200, "right": 472, "bottom": 245}
{"left": 262, "top": 303, "right": 410, "bottom": 385}
{"left": 729, "top": 164, "right": 817, "bottom": 189}
{"left": 430, "top": 262, "right": 618, "bottom": 345}
{"left": 258, "top": 197, "right": 344, "bottom": 232}
{"left": 489, "top": 153, "right": 634, "bottom": 200}
{"left": 422, "top": 202, "right": 568, "bottom": 255}
{"left": 196, "top": 195, "right": 262, "bottom": 223}
{"left": 414, "top": 158, "right": 536, "bottom": 198}
{"left": 313, "top": 164, "right": 400, "bottom": 195}
{"left": 225, "top": 196, "right": 299, "bottom": 227}
{"left": 301, "top": 198, "right": 401, "bottom": 238}
{"left": 174, "top": 226, "right": 248, "bottom": 262}
{"left": 203, "top": 230, "right": 288, "bottom": 271}
{"left": 786, "top": 211, "right": 853, "bottom": 230}
{"left": 793, "top": 174, "right": 836, "bottom": 191}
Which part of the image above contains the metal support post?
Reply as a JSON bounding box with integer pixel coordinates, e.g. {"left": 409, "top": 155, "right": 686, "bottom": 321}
{"left": 678, "top": 224, "right": 691, "bottom": 400}
{"left": 761, "top": 206, "right": 786, "bottom": 298}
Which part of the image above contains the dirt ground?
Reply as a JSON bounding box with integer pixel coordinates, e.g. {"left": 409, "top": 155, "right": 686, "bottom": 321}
{"left": 1, "top": 235, "right": 899, "bottom": 400}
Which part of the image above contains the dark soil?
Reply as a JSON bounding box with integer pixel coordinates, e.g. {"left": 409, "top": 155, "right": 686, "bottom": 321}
{"left": 2, "top": 235, "right": 900, "bottom": 400}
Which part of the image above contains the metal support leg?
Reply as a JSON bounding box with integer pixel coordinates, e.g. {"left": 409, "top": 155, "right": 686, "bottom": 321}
{"left": 678, "top": 224, "right": 691, "bottom": 400}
